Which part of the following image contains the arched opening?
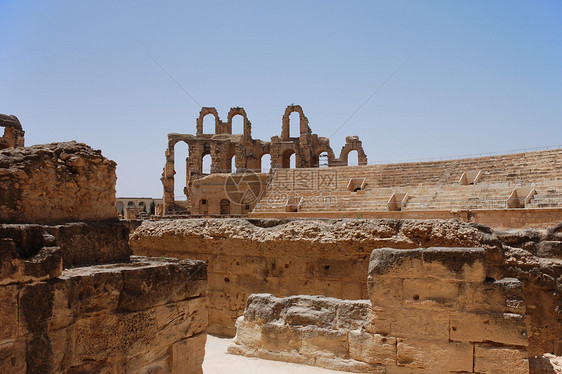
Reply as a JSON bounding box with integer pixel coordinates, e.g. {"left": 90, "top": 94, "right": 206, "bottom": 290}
{"left": 139, "top": 201, "right": 146, "bottom": 212}
{"left": 202, "top": 153, "right": 212, "bottom": 174}
{"left": 174, "top": 142, "right": 189, "bottom": 201}
{"left": 199, "top": 199, "right": 208, "bottom": 215}
{"left": 127, "top": 201, "right": 135, "bottom": 208}
{"left": 231, "top": 114, "right": 244, "bottom": 135}
{"left": 289, "top": 112, "right": 300, "bottom": 138}
{"left": 220, "top": 199, "right": 230, "bottom": 215}
{"left": 318, "top": 152, "right": 329, "bottom": 168}
{"left": 282, "top": 149, "right": 295, "bottom": 168}
{"left": 230, "top": 155, "right": 237, "bottom": 173}
{"left": 202, "top": 114, "right": 215, "bottom": 134}
{"left": 116, "top": 201, "right": 124, "bottom": 213}
{"left": 348, "top": 150, "right": 359, "bottom": 166}
{"left": 260, "top": 154, "right": 271, "bottom": 173}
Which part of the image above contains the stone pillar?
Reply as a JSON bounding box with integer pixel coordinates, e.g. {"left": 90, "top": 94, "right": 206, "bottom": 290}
{"left": 161, "top": 145, "right": 175, "bottom": 214}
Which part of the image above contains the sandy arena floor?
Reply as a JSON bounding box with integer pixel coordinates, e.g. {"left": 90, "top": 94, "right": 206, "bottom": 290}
{"left": 203, "top": 335, "right": 347, "bottom": 374}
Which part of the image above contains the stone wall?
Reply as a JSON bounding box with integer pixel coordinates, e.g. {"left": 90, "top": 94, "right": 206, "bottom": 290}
{"left": 228, "top": 248, "right": 530, "bottom": 373}
{"left": 1, "top": 137, "right": 209, "bottom": 373}
{"left": 0, "top": 142, "right": 117, "bottom": 223}
{"left": 130, "top": 218, "right": 562, "bottom": 358}
{"left": 0, "top": 245, "right": 207, "bottom": 373}
{"left": 130, "top": 218, "right": 497, "bottom": 336}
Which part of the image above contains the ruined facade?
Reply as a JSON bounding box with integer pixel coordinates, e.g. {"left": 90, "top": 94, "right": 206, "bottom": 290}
{"left": 161, "top": 105, "right": 367, "bottom": 215}
{"left": 0, "top": 114, "right": 25, "bottom": 150}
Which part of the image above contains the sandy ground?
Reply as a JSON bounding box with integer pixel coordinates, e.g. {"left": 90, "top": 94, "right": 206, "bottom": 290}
{"left": 202, "top": 335, "right": 347, "bottom": 374}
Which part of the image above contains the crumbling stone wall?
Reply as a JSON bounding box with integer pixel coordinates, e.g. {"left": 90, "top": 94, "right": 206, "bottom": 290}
{"left": 0, "top": 114, "right": 25, "bottom": 150}
{"left": 130, "top": 218, "right": 562, "bottom": 360}
{"left": 0, "top": 142, "right": 117, "bottom": 223}
{"left": 161, "top": 105, "right": 367, "bottom": 214}
{"left": 228, "top": 250, "right": 531, "bottom": 373}
{"left": 0, "top": 236, "right": 207, "bottom": 373}
{"left": 1, "top": 136, "right": 209, "bottom": 373}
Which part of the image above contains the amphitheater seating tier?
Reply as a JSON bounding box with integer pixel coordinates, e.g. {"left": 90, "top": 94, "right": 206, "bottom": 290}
{"left": 253, "top": 149, "right": 562, "bottom": 213}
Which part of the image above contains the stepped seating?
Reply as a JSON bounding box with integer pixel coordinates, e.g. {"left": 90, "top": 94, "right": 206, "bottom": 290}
{"left": 253, "top": 148, "right": 562, "bottom": 213}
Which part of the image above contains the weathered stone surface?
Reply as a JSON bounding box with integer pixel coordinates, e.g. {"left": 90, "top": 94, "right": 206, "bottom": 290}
{"left": 474, "top": 343, "right": 529, "bottom": 374}
{"left": 0, "top": 113, "right": 24, "bottom": 150}
{"left": 229, "top": 294, "right": 376, "bottom": 373}
{"left": 0, "top": 237, "right": 62, "bottom": 285}
{"left": 0, "top": 141, "right": 117, "bottom": 223}
{"left": 0, "top": 257, "right": 208, "bottom": 374}
{"left": 1, "top": 221, "right": 132, "bottom": 268}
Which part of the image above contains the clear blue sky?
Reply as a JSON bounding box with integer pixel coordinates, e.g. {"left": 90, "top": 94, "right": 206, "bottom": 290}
{"left": 1, "top": 1, "right": 561, "bottom": 198}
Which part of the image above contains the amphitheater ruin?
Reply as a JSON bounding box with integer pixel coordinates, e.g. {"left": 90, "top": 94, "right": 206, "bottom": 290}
{"left": 1, "top": 109, "right": 561, "bottom": 373}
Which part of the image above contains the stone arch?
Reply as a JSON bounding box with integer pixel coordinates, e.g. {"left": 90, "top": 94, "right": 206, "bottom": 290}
{"left": 260, "top": 153, "right": 272, "bottom": 173}
{"left": 314, "top": 147, "right": 336, "bottom": 167}
{"left": 338, "top": 136, "right": 368, "bottom": 166}
{"left": 281, "top": 105, "right": 311, "bottom": 140}
{"left": 196, "top": 107, "right": 220, "bottom": 135}
{"left": 281, "top": 148, "right": 297, "bottom": 169}
{"left": 227, "top": 107, "right": 252, "bottom": 138}
{"left": 116, "top": 201, "right": 124, "bottom": 212}
{"left": 127, "top": 201, "right": 136, "bottom": 208}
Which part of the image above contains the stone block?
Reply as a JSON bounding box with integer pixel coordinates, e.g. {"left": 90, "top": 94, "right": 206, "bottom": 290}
{"left": 300, "top": 326, "right": 348, "bottom": 359}
{"left": 388, "top": 306, "right": 450, "bottom": 339}
{"left": 233, "top": 317, "right": 262, "bottom": 348}
{"left": 402, "top": 278, "right": 460, "bottom": 306}
{"left": 169, "top": 333, "right": 206, "bottom": 374}
{"left": 458, "top": 277, "right": 525, "bottom": 314}
{"left": 396, "top": 338, "right": 473, "bottom": 372}
{"left": 474, "top": 343, "right": 529, "bottom": 374}
{"left": 450, "top": 311, "right": 528, "bottom": 346}
{"left": 368, "top": 276, "right": 403, "bottom": 308}
{"left": 369, "top": 247, "right": 486, "bottom": 282}
{"left": 348, "top": 330, "right": 396, "bottom": 366}
{"left": 261, "top": 324, "right": 302, "bottom": 352}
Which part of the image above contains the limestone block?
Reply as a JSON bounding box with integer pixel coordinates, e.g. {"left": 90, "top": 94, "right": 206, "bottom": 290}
{"left": 386, "top": 306, "right": 450, "bottom": 340}
{"left": 450, "top": 311, "right": 528, "bottom": 346}
{"left": 458, "top": 277, "right": 525, "bottom": 314}
{"left": 348, "top": 330, "right": 396, "bottom": 366}
{"left": 261, "top": 324, "right": 302, "bottom": 352}
{"left": 0, "top": 234, "right": 62, "bottom": 285}
{"left": 402, "top": 278, "right": 461, "bottom": 306}
{"left": 474, "top": 343, "right": 529, "bottom": 374}
{"left": 118, "top": 259, "right": 207, "bottom": 312}
{"left": 300, "top": 326, "right": 348, "bottom": 359}
{"left": 233, "top": 317, "right": 262, "bottom": 349}
{"left": 169, "top": 333, "right": 206, "bottom": 374}
{"left": 369, "top": 247, "right": 486, "bottom": 282}
{"left": 368, "top": 276, "right": 403, "bottom": 307}
{"left": 396, "top": 338, "right": 473, "bottom": 372}
{"left": 45, "top": 221, "right": 131, "bottom": 267}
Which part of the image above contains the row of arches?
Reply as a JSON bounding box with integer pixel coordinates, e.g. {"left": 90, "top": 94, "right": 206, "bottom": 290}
{"left": 197, "top": 105, "right": 310, "bottom": 140}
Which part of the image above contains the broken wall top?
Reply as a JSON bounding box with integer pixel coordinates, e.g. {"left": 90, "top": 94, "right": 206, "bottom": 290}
{"left": 0, "top": 141, "right": 118, "bottom": 223}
